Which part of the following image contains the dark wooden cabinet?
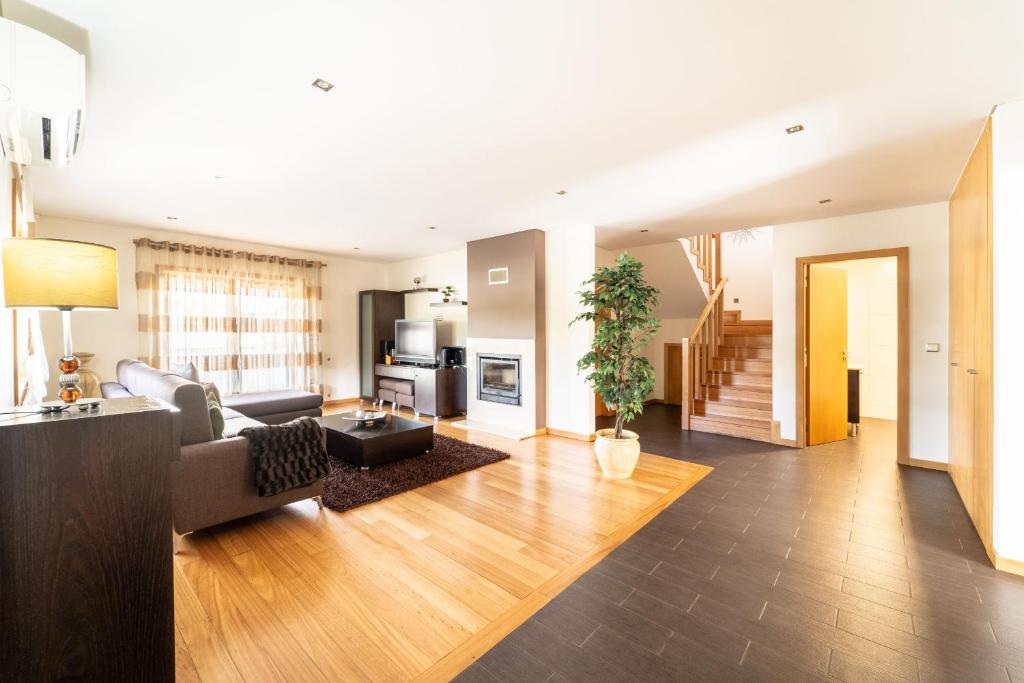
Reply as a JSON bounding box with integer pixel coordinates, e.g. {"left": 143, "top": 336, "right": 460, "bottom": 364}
{"left": 0, "top": 397, "right": 176, "bottom": 681}
{"left": 359, "top": 289, "right": 405, "bottom": 400}
{"left": 375, "top": 363, "right": 467, "bottom": 417}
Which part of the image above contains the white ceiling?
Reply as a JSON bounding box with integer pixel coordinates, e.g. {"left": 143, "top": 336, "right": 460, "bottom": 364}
{"left": 12, "top": 0, "right": 1024, "bottom": 260}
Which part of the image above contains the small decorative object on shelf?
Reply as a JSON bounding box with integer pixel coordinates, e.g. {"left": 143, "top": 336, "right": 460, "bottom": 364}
{"left": 441, "top": 285, "right": 456, "bottom": 303}
{"left": 338, "top": 409, "right": 387, "bottom": 426}
{"left": 413, "top": 276, "right": 423, "bottom": 288}
{"left": 76, "top": 351, "right": 102, "bottom": 398}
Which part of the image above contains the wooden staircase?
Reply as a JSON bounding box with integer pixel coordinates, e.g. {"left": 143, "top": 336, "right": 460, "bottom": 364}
{"left": 681, "top": 235, "right": 773, "bottom": 443}
{"left": 690, "top": 313, "right": 773, "bottom": 441}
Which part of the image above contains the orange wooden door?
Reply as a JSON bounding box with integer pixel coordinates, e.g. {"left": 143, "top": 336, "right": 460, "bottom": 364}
{"left": 664, "top": 343, "right": 682, "bottom": 405}
{"left": 806, "top": 264, "right": 849, "bottom": 446}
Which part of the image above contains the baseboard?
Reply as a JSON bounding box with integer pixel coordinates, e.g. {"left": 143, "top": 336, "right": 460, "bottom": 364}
{"left": 770, "top": 421, "right": 798, "bottom": 447}
{"left": 994, "top": 552, "right": 1024, "bottom": 577}
{"left": 907, "top": 457, "right": 948, "bottom": 472}
{"left": 547, "top": 428, "right": 596, "bottom": 442}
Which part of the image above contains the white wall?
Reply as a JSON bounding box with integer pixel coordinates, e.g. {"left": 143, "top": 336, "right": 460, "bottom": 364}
{"left": 33, "top": 215, "right": 389, "bottom": 400}
{"left": 385, "top": 248, "right": 467, "bottom": 348}
{"left": 0, "top": 163, "right": 13, "bottom": 406}
{"left": 602, "top": 241, "right": 707, "bottom": 402}
{"left": 831, "top": 257, "right": 898, "bottom": 420}
{"left": 722, "top": 227, "right": 773, "bottom": 320}
{"left": 546, "top": 225, "right": 596, "bottom": 436}
{"left": 992, "top": 101, "right": 1024, "bottom": 562}
{"left": 772, "top": 203, "right": 949, "bottom": 463}
{"left": 648, "top": 318, "right": 697, "bottom": 402}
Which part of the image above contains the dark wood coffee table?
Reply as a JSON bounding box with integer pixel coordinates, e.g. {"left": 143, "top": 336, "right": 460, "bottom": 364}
{"left": 317, "top": 413, "right": 434, "bottom": 469}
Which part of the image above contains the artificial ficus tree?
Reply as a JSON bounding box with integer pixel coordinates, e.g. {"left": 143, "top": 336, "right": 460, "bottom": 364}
{"left": 571, "top": 252, "right": 661, "bottom": 439}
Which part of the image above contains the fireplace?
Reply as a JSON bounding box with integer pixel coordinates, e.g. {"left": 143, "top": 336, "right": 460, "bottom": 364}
{"left": 478, "top": 354, "right": 521, "bottom": 406}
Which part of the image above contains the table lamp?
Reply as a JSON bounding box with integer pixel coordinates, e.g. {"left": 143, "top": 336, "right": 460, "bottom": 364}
{"left": 2, "top": 238, "right": 119, "bottom": 402}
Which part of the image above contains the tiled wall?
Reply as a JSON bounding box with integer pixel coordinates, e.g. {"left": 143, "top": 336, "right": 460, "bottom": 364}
{"left": 835, "top": 257, "right": 898, "bottom": 420}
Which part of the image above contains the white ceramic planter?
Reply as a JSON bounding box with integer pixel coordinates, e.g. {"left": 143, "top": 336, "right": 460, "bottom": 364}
{"left": 594, "top": 428, "right": 640, "bottom": 479}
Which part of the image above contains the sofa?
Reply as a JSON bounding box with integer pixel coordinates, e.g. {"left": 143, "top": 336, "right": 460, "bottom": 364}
{"left": 101, "top": 359, "right": 326, "bottom": 536}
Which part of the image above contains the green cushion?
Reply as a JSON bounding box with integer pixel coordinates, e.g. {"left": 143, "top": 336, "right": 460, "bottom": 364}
{"left": 207, "top": 391, "right": 225, "bottom": 440}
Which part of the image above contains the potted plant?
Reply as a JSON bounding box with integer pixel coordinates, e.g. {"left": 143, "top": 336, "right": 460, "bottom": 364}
{"left": 441, "top": 285, "right": 456, "bottom": 303}
{"left": 571, "top": 253, "right": 660, "bottom": 478}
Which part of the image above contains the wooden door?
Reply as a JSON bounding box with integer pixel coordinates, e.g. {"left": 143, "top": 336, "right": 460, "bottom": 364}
{"left": 664, "top": 343, "right": 682, "bottom": 405}
{"left": 806, "top": 265, "right": 849, "bottom": 445}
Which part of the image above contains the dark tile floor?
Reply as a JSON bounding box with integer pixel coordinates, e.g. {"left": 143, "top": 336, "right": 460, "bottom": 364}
{"left": 456, "top": 406, "right": 1024, "bottom": 682}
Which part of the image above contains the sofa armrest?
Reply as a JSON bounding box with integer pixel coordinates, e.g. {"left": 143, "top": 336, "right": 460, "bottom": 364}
{"left": 100, "top": 382, "right": 132, "bottom": 399}
{"left": 171, "top": 428, "right": 327, "bottom": 534}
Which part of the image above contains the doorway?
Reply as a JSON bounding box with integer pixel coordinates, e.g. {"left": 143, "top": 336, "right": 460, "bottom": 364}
{"left": 795, "top": 248, "right": 910, "bottom": 464}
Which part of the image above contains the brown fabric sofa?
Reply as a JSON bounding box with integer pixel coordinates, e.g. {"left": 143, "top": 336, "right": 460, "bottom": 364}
{"left": 101, "top": 359, "right": 325, "bottom": 535}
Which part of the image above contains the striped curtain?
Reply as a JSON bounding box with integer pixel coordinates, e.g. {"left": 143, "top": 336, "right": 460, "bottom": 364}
{"left": 135, "top": 238, "right": 323, "bottom": 395}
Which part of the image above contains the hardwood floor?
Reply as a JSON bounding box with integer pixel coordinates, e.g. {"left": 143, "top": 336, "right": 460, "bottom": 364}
{"left": 459, "top": 407, "right": 1024, "bottom": 682}
{"left": 172, "top": 408, "right": 711, "bottom": 681}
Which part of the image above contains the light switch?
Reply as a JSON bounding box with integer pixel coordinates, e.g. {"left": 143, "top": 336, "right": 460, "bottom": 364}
{"left": 925, "top": 343, "right": 940, "bottom": 353}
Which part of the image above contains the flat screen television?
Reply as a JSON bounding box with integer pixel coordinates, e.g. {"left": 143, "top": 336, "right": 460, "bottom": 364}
{"left": 394, "top": 319, "right": 437, "bottom": 365}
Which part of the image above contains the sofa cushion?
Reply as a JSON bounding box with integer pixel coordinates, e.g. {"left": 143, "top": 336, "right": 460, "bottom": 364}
{"left": 379, "top": 378, "right": 414, "bottom": 395}
{"left": 222, "top": 414, "right": 267, "bottom": 439}
{"left": 222, "top": 390, "right": 323, "bottom": 418}
{"left": 207, "top": 392, "right": 225, "bottom": 440}
{"left": 221, "top": 406, "right": 246, "bottom": 420}
{"left": 171, "top": 361, "right": 201, "bottom": 383}
{"left": 117, "top": 359, "right": 214, "bottom": 445}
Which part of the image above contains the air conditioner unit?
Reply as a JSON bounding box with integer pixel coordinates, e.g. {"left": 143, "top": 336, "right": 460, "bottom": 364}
{"left": 0, "top": 17, "right": 86, "bottom": 167}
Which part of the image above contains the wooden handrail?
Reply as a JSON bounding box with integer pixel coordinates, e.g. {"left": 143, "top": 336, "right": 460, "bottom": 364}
{"left": 687, "top": 278, "right": 727, "bottom": 340}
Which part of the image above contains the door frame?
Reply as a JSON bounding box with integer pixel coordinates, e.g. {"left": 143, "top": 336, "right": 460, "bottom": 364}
{"left": 794, "top": 247, "right": 910, "bottom": 465}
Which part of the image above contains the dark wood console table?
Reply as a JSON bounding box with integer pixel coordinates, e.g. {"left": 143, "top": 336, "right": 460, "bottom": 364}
{"left": 374, "top": 363, "right": 466, "bottom": 417}
{"left": 0, "top": 397, "right": 176, "bottom": 681}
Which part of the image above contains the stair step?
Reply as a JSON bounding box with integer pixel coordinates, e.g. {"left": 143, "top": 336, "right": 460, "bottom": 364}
{"left": 695, "top": 399, "right": 772, "bottom": 420}
{"left": 705, "top": 385, "right": 773, "bottom": 403}
{"left": 690, "top": 415, "right": 772, "bottom": 442}
{"left": 713, "top": 358, "right": 772, "bottom": 373}
{"left": 724, "top": 323, "right": 772, "bottom": 335}
{"left": 709, "top": 370, "right": 773, "bottom": 388}
{"left": 724, "top": 310, "right": 742, "bottom": 324}
{"left": 720, "top": 335, "right": 772, "bottom": 348}
{"left": 718, "top": 345, "right": 773, "bottom": 360}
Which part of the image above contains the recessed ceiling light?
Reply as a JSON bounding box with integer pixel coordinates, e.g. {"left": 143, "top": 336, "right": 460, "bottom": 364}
{"left": 819, "top": 198, "right": 833, "bottom": 204}
{"left": 428, "top": 226, "right": 437, "bottom": 230}
{"left": 312, "top": 78, "right": 334, "bottom": 92}
{"left": 166, "top": 216, "right": 178, "bottom": 220}
{"left": 556, "top": 190, "right": 567, "bottom": 196}
{"left": 213, "top": 175, "right": 225, "bottom": 180}
{"left": 640, "top": 229, "right": 649, "bottom": 233}
{"left": 353, "top": 247, "right": 360, "bottom": 250}
{"left": 785, "top": 124, "right": 805, "bottom": 134}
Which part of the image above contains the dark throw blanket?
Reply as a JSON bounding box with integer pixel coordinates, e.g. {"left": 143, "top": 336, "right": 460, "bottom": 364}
{"left": 239, "top": 417, "right": 331, "bottom": 497}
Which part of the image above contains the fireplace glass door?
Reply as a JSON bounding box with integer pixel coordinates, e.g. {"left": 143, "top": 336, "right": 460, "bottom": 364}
{"left": 478, "top": 355, "right": 521, "bottom": 405}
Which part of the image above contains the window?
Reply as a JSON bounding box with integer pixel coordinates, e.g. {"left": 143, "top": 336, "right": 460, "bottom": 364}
{"left": 136, "top": 239, "right": 323, "bottom": 395}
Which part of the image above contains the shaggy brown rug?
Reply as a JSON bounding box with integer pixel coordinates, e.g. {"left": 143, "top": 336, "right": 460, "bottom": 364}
{"left": 320, "top": 433, "right": 511, "bottom": 513}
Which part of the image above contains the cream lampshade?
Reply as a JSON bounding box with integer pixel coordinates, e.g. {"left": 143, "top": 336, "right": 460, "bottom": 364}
{"left": 2, "top": 238, "right": 119, "bottom": 402}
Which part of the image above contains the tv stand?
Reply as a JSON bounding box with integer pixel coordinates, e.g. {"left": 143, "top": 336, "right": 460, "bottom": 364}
{"left": 374, "top": 363, "right": 466, "bottom": 418}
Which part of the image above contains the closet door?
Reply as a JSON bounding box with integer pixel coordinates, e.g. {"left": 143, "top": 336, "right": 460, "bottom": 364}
{"left": 972, "top": 122, "right": 994, "bottom": 550}
{"left": 948, "top": 119, "right": 992, "bottom": 545}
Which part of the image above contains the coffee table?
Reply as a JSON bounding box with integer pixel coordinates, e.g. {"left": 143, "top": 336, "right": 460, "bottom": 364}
{"left": 317, "top": 413, "right": 434, "bottom": 469}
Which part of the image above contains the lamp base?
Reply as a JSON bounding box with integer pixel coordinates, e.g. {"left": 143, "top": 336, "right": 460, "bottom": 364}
{"left": 58, "top": 354, "right": 82, "bottom": 403}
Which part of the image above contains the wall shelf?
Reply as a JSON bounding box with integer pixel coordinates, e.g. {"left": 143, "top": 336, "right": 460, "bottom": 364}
{"left": 429, "top": 301, "right": 468, "bottom": 308}
{"left": 400, "top": 287, "right": 439, "bottom": 294}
